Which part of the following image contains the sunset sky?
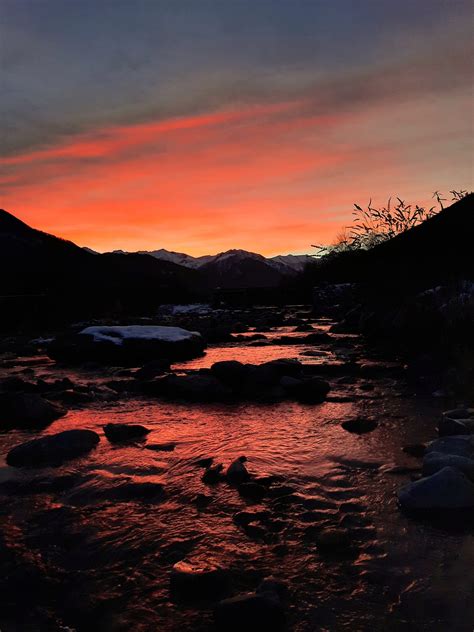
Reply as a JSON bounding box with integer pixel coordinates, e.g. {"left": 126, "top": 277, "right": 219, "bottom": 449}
{"left": 1, "top": 0, "right": 472, "bottom": 255}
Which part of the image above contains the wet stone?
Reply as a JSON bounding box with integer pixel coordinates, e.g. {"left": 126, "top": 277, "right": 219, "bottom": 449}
{"left": 214, "top": 591, "right": 285, "bottom": 631}
{"left": 170, "top": 559, "right": 229, "bottom": 600}
{"left": 238, "top": 482, "right": 267, "bottom": 501}
{"left": 7, "top": 429, "right": 100, "bottom": 467}
{"left": 341, "top": 417, "right": 378, "bottom": 434}
{"left": 103, "top": 422, "right": 150, "bottom": 443}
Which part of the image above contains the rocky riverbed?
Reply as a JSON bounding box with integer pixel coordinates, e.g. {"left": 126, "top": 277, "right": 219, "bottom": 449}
{"left": 0, "top": 307, "right": 473, "bottom": 631}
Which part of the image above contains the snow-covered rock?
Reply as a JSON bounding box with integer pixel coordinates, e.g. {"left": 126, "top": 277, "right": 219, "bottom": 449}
{"left": 80, "top": 325, "right": 199, "bottom": 345}
{"left": 48, "top": 325, "right": 205, "bottom": 365}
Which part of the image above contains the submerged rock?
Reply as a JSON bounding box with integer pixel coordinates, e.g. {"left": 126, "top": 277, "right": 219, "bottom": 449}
{"left": 7, "top": 429, "right": 100, "bottom": 467}
{"left": 134, "top": 359, "right": 171, "bottom": 380}
{"left": 312, "top": 527, "right": 353, "bottom": 554}
{"left": 398, "top": 466, "right": 474, "bottom": 510}
{"left": 170, "top": 559, "right": 228, "bottom": 599}
{"left": 280, "top": 375, "right": 330, "bottom": 403}
{"left": 0, "top": 393, "right": 65, "bottom": 429}
{"left": 214, "top": 591, "right": 284, "bottom": 631}
{"left": 103, "top": 422, "right": 150, "bottom": 443}
{"left": 238, "top": 482, "right": 266, "bottom": 501}
{"left": 202, "top": 464, "right": 224, "bottom": 484}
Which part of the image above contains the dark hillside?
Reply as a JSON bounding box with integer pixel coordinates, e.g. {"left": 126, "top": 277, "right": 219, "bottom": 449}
{"left": 0, "top": 209, "right": 201, "bottom": 329}
{"left": 308, "top": 193, "right": 474, "bottom": 291}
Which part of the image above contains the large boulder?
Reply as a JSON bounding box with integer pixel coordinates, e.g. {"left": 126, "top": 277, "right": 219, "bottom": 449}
{"left": 422, "top": 452, "right": 474, "bottom": 480}
{"left": 398, "top": 466, "right": 474, "bottom": 510}
{"left": 48, "top": 325, "right": 205, "bottom": 365}
{"left": 425, "top": 436, "right": 474, "bottom": 460}
{"left": 439, "top": 408, "right": 474, "bottom": 436}
{"left": 0, "top": 393, "right": 65, "bottom": 429}
{"left": 7, "top": 429, "right": 100, "bottom": 467}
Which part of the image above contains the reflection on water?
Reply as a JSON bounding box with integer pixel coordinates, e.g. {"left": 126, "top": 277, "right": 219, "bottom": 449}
{"left": 0, "top": 328, "right": 473, "bottom": 631}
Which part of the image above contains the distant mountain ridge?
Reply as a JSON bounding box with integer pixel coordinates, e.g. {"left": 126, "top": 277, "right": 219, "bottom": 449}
{"left": 110, "top": 247, "right": 313, "bottom": 274}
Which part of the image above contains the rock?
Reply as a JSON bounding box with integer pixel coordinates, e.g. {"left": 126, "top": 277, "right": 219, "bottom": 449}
{"left": 438, "top": 417, "right": 474, "bottom": 436}
{"left": 0, "top": 393, "right": 66, "bottom": 429}
{"left": 103, "top": 423, "right": 150, "bottom": 443}
{"left": 195, "top": 457, "right": 214, "bottom": 468}
{"left": 237, "top": 482, "right": 266, "bottom": 501}
{"left": 280, "top": 376, "right": 330, "bottom": 403}
{"left": 402, "top": 444, "right": 426, "bottom": 458}
{"left": 226, "top": 456, "right": 250, "bottom": 484}
{"left": 49, "top": 389, "right": 95, "bottom": 405}
{"left": 48, "top": 325, "right": 205, "bottom": 365}
{"left": 341, "top": 417, "right": 378, "bottom": 434}
{"left": 105, "top": 481, "right": 165, "bottom": 502}
{"left": 210, "top": 361, "right": 250, "bottom": 387}
{"left": 145, "top": 442, "right": 176, "bottom": 452}
{"left": 246, "top": 360, "right": 303, "bottom": 390}
{"left": 243, "top": 522, "right": 269, "bottom": 540}
{"left": 151, "top": 374, "right": 232, "bottom": 402}
{"left": 443, "top": 408, "right": 474, "bottom": 420}
{"left": 422, "top": 452, "right": 474, "bottom": 480}
{"left": 134, "top": 359, "right": 171, "bottom": 380}
{"left": 293, "top": 323, "right": 313, "bottom": 332}
{"left": 233, "top": 510, "right": 271, "bottom": 527}
{"left": 425, "top": 436, "right": 474, "bottom": 460}
{"left": 256, "top": 577, "right": 288, "bottom": 600}
{"left": 170, "top": 559, "right": 227, "bottom": 600}
{"left": 312, "top": 527, "right": 353, "bottom": 554}
{"left": 214, "top": 591, "right": 284, "bottom": 631}
{"left": 193, "top": 493, "right": 212, "bottom": 507}
{"left": 202, "top": 464, "right": 224, "bottom": 484}
{"left": 398, "top": 466, "right": 474, "bottom": 510}
{"left": 7, "top": 429, "right": 100, "bottom": 467}
{"left": 0, "top": 376, "right": 38, "bottom": 393}
{"left": 304, "top": 331, "right": 332, "bottom": 344}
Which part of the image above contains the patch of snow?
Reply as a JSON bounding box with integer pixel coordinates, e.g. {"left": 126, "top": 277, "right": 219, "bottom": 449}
{"left": 80, "top": 325, "right": 201, "bottom": 346}
{"left": 269, "top": 254, "right": 314, "bottom": 272}
{"left": 158, "top": 303, "right": 213, "bottom": 316}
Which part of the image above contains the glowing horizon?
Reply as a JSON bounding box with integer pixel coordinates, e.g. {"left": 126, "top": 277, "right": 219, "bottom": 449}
{"left": 0, "top": 1, "right": 472, "bottom": 256}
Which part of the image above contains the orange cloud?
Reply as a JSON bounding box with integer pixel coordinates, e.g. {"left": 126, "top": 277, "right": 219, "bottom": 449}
{"left": 0, "top": 95, "right": 470, "bottom": 255}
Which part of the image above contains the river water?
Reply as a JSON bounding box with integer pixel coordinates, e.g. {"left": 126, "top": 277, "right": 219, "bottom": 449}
{"left": 0, "top": 317, "right": 473, "bottom": 631}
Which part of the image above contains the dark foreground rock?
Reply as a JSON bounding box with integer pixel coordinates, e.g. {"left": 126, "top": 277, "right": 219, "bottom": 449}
{"left": 48, "top": 325, "right": 205, "bottom": 365}
{"left": 422, "top": 452, "right": 474, "bottom": 481}
{"left": 103, "top": 423, "right": 150, "bottom": 443}
{"left": 7, "top": 429, "right": 100, "bottom": 467}
{"left": 0, "top": 393, "right": 65, "bottom": 429}
{"left": 398, "top": 466, "right": 474, "bottom": 510}
{"left": 147, "top": 359, "right": 330, "bottom": 404}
